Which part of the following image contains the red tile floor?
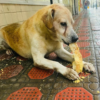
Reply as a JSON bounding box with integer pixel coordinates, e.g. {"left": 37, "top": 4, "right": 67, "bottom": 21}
{"left": 0, "top": 8, "right": 100, "bottom": 100}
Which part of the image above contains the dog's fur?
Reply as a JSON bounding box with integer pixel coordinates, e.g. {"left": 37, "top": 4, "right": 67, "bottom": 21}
{"left": 0, "top": 4, "right": 95, "bottom": 80}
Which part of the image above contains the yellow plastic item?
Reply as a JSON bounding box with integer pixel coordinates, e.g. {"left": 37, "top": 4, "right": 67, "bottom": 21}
{"left": 69, "top": 43, "right": 83, "bottom": 73}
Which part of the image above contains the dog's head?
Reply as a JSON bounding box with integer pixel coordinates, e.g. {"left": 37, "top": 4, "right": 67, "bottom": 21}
{"left": 42, "top": 4, "right": 78, "bottom": 45}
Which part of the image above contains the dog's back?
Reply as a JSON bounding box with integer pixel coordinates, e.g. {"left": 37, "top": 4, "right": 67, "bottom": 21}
{"left": 0, "top": 23, "right": 20, "bottom": 50}
{"left": 0, "top": 22, "right": 32, "bottom": 58}
{"left": 2, "top": 23, "right": 20, "bottom": 36}
{"left": 1, "top": 23, "right": 21, "bottom": 44}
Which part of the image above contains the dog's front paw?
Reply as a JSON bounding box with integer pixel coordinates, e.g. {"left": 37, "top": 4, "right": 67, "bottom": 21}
{"left": 83, "top": 62, "right": 96, "bottom": 73}
{"left": 64, "top": 68, "right": 79, "bottom": 80}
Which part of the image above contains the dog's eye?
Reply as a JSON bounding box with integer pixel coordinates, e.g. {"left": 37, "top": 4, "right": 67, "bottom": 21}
{"left": 60, "top": 22, "right": 67, "bottom": 26}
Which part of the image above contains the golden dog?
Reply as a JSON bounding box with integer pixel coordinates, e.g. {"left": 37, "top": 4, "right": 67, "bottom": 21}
{"left": 0, "top": 4, "right": 95, "bottom": 80}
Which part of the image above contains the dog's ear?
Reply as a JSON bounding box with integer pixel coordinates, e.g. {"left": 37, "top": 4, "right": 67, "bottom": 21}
{"left": 42, "top": 9, "right": 55, "bottom": 29}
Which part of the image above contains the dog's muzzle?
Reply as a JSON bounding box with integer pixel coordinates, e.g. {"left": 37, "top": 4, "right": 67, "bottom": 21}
{"left": 62, "top": 36, "right": 78, "bottom": 45}
{"left": 71, "top": 36, "right": 78, "bottom": 43}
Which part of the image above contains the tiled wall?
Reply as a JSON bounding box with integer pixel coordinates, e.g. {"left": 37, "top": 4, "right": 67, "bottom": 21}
{"left": 0, "top": 4, "right": 46, "bottom": 28}
{"left": 0, "top": 3, "right": 74, "bottom": 29}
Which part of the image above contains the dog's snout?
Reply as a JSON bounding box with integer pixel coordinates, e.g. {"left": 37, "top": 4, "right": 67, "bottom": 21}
{"left": 72, "top": 36, "right": 78, "bottom": 43}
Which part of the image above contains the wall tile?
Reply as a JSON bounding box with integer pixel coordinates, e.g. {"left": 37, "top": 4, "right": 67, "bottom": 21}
{"left": 21, "top": 5, "right": 26, "bottom": 11}
{"left": 28, "top": 5, "right": 33, "bottom": 11}
{"left": 5, "top": 13, "right": 13, "bottom": 24}
{"left": 24, "top": 5, "right": 29, "bottom": 11}
{"left": 2, "top": 4, "right": 9, "bottom": 12}
{"left": 22, "top": 12, "right": 27, "bottom": 20}
{"left": 7, "top": 5, "right": 16, "bottom": 12}
{"left": 33, "top": 6, "right": 40, "bottom": 11}
{"left": 15, "top": 5, "right": 21, "bottom": 12}
{"left": 0, "top": 4, "right": 3, "bottom": 13}
{"left": 11, "top": 13, "right": 19, "bottom": 23}
{"left": 0, "top": 14, "right": 6, "bottom": 26}
{"left": 2, "top": 4, "right": 16, "bottom": 12}
{"left": 17, "top": 12, "right": 23, "bottom": 22}
{"left": 26, "top": 12, "right": 31, "bottom": 19}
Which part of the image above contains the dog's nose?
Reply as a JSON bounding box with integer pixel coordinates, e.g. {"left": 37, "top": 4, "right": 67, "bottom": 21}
{"left": 72, "top": 36, "right": 78, "bottom": 43}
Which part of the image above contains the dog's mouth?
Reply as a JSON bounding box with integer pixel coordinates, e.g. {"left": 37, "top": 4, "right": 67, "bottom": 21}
{"left": 62, "top": 39, "right": 69, "bottom": 45}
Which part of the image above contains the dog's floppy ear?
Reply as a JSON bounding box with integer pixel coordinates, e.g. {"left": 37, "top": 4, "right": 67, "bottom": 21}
{"left": 42, "top": 9, "right": 55, "bottom": 29}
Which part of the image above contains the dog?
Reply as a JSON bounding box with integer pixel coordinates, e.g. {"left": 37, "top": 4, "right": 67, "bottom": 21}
{"left": 0, "top": 4, "right": 95, "bottom": 80}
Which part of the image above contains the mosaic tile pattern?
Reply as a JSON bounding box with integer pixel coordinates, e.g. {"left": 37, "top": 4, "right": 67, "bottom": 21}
{"left": 0, "top": 65, "right": 23, "bottom": 80}
{"left": 6, "top": 87, "right": 42, "bottom": 100}
{"left": 55, "top": 87, "right": 93, "bottom": 100}
{"left": 28, "top": 67, "right": 54, "bottom": 79}
{"left": 77, "top": 42, "right": 90, "bottom": 47}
